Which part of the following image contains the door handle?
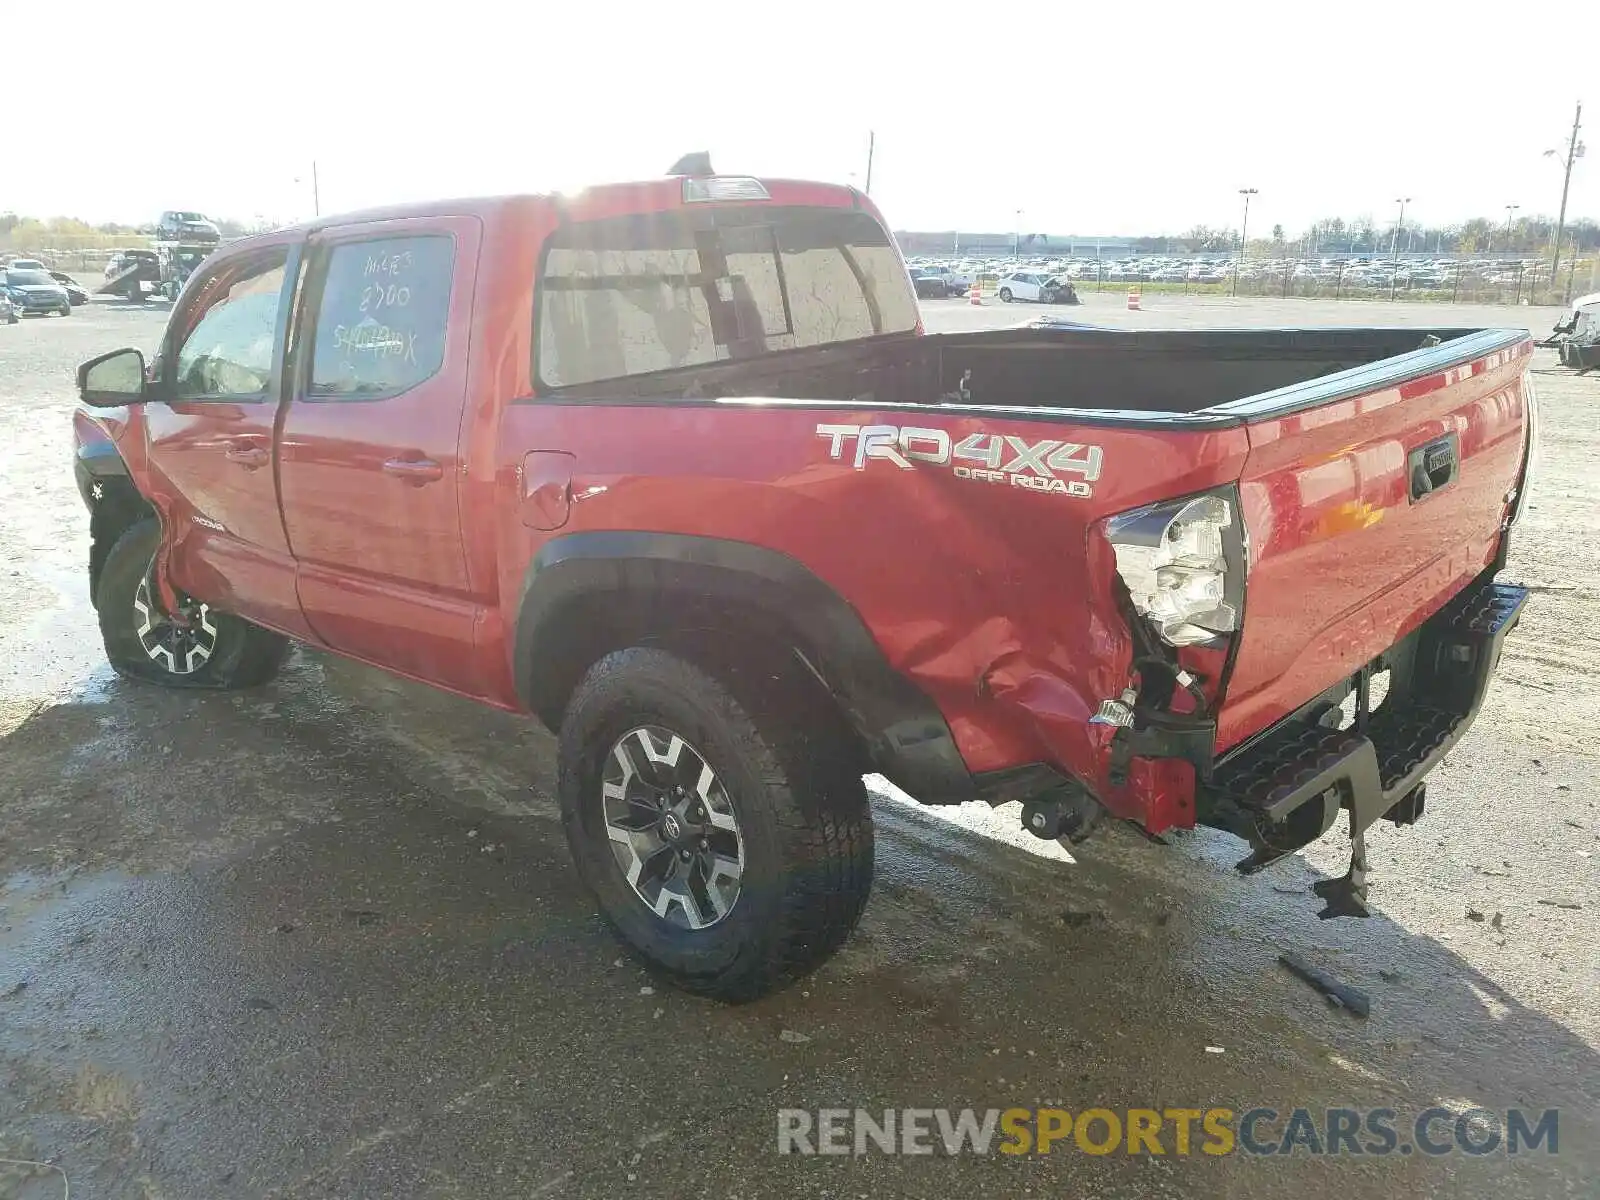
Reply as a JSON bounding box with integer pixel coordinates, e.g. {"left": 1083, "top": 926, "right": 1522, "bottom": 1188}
{"left": 383, "top": 457, "right": 444, "bottom": 485}
{"left": 224, "top": 444, "right": 269, "bottom": 470}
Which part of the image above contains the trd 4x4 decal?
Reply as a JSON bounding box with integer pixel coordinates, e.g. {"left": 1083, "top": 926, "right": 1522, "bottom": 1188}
{"left": 815, "top": 424, "right": 1103, "bottom": 497}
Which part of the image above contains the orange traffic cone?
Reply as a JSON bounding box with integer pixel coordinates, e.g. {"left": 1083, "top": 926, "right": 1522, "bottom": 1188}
{"left": 1127, "top": 285, "right": 1142, "bottom": 311}
{"left": 969, "top": 281, "right": 982, "bottom": 305}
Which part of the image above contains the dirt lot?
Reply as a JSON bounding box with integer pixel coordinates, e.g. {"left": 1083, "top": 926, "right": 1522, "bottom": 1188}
{"left": 0, "top": 295, "right": 1596, "bottom": 1199}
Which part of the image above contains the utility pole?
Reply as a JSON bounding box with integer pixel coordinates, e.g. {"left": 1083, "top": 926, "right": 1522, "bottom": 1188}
{"left": 1503, "top": 204, "right": 1519, "bottom": 254}
{"left": 1545, "top": 102, "right": 1584, "bottom": 301}
{"left": 1233, "top": 187, "right": 1257, "bottom": 297}
{"left": 864, "top": 131, "right": 875, "bottom": 196}
{"left": 1389, "top": 197, "right": 1410, "bottom": 300}
{"left": 312, "top": 160, "right": 321, "bottom": 217}
{"left": 1014, "top": 209, "right": 1023, "bottom": 260}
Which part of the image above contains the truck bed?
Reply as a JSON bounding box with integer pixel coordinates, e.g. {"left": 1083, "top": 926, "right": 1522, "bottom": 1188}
{"left": 545, "top": 323, "right": 1517, "bottom": 424}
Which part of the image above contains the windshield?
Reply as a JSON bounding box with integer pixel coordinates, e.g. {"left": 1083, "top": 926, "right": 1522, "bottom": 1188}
{"left": 537, "top": 205, "right": 919, "bottom": 389}
{"left": 5, "top": 270, "right": 53, "bottom": 286}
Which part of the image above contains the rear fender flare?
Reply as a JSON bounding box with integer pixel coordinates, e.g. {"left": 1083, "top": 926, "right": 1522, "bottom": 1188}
{"left": 513, "top": 532, "right": 976, "bottom": 804}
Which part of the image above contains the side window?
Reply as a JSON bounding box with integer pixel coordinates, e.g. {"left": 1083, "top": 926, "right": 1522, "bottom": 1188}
{"left": 171, "top": 251, "right": 289, "bottom": 399}
{"left": 307, "top": 235, "right": 454, "bottom": 399}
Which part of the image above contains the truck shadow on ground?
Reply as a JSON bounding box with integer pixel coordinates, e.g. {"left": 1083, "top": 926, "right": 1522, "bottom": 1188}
{"left": 0, "top": 655, "right": 1593, "bottom": 1197}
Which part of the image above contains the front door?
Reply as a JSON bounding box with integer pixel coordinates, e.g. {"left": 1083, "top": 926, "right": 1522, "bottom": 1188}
{"left": 143, "top": 237, "right": 312, "bottom": 638}
{"left": 276, "top": 216, "right": 485, "bottom": 694}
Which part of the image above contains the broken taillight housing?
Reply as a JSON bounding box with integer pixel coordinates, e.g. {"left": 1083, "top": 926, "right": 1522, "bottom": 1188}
{"left": 1104, "top": 490, "right": 1244, "bottom": 648}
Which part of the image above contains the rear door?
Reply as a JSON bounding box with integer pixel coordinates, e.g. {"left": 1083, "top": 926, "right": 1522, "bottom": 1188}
{"left": 1216, "top": 334, "right": 1531, "bottom": 751}
{"left": 276, "top": 215, "right": 485, "bottom": 694}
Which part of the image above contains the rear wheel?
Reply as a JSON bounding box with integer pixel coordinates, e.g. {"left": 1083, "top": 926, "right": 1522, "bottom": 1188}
{"left": 999, "top": 287, "right": 1013, "bottom": 302}
{"left": 558, "top": 646, "right": 873, "bottom": 1001}
{"left": 97, "top": 519, "right": 290, "bottom": 688}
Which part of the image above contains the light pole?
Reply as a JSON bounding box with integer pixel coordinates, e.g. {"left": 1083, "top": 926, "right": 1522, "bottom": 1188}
{"left": 1389, "top": 197, "right": 1410, "bottom": 300}
{"left": 1233, "top": 187, "right": 1257, "bottom": 297}
{"left": 294, "top": 162, "right": 321, "bottom": 218}
{"left": 864, "top": 131, "right": 875, "bottom": 196}
{"left": 1544, "top": 102, "right": 1585, "bottom": 302}
{"left": 1503, "top": 204, "right": 1520, "bottom": 254}
{"left": 1014, "top": 209, "right": 1023, "bottom": 261}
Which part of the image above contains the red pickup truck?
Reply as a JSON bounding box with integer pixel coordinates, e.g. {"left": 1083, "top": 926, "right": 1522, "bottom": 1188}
{"left": 73, "top": 164, "right": 1536, "bottom": 1000}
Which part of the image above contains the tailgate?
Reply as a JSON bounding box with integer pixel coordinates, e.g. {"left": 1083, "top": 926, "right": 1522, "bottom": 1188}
{"left": 1215, "top": 331, "right": 1532, "bottom": 752}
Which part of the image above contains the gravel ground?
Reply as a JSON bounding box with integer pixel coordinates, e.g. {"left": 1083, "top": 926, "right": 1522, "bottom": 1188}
{"left": 0, "top": 295, "right": 1595, "bottom": 1199}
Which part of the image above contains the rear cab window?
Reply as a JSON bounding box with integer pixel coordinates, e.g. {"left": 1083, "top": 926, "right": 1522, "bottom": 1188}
{"left": 536, "top": 205, "right": 918, "bottom": 390}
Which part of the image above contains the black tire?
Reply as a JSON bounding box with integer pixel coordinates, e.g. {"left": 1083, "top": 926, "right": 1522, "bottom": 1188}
{"left": 58, "top": 303, "right": 71, "bottom": 317}
{"left": 558, "top": 646, "right": 873, "bottom": 1002}
{"left": 96, "top": 519, "right": 290, "bottom": 689}
{"left": 999, "top": 287, "right": 1013, "bottom": 302}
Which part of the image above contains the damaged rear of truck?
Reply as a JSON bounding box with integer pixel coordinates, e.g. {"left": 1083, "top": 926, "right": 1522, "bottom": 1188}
{"left": 893, "top": 324, "right": 1538, "bottom": 919}
{"left": 521, "top": 252, "right": 1533, "bottom": 930}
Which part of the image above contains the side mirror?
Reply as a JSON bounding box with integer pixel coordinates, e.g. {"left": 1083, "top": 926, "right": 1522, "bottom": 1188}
{"left": 77, "top": 347, "right": 147, "bottom": 408}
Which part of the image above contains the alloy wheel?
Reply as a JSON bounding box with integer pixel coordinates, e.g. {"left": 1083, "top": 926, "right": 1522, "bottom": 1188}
{"left": 601, "top": 725, "right": 745, "bottom": 930}
{"left": 132, "top": 576, "right": 218, "bottom": 675}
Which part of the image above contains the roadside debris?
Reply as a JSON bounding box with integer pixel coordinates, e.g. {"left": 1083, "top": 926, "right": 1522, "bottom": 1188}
{"left": 1467, "top": 909, "right": 1485, "bottom": 921}
{"left": 779, "top": 1030, "right": 811, "bottom": 1044}
{"left": 1279, "top": 952, "right": 1371, "bottom": 1018}
{"left": 1204, "top": 1045, "right": 1225, "bottom": 1054}
{"left": 1378, "top": 969, "right": 1402, "bottom": 983}
{"left": 1059, "top": 909, "right": 1098, "bottom": 928}
{"left": 1537, "top": 899, "right": 1583, "bottom": 910}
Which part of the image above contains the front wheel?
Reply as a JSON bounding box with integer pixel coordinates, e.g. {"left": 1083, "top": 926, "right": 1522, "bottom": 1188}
{"left": 999, "top": 287, "right": 1013, "bottom": 302}
{"left": 58, "top": 303, "right": 71, "bottom": 317}
{"left": 558, "top": 646, "right": 873, "bottom": 1001}
{"left": 97, "top": 519, "right": 290, "bottom": 688}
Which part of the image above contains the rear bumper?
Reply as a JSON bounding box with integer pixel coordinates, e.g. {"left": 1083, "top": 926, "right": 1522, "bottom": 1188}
{"left": 1198, "top": 577, "right": 1528, "bottom": 865}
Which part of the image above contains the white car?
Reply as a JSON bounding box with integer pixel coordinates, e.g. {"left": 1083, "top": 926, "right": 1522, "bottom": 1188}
{"left": 995, "top": 271, "right": 1049, "bottom": 301}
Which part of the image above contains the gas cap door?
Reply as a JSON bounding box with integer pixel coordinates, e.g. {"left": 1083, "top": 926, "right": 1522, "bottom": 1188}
{"left": 519, "top": 451, "right": 576, "bottom": 530}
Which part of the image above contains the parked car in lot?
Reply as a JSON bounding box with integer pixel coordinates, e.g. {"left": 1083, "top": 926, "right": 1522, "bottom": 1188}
{"left": 71, "top": 166, "right": 1535, "bottom": 1001}
{"left": 996, "top": 271, "right": 1077, "bottom": 303}
{"left": 1, "top": 267, "right": 72, "bottom": 316}
{"left": 907, "top": 267, "right": 951, "bottom": 298}
{"left": 49, "top": 271, "right": 91, "bottom": 306}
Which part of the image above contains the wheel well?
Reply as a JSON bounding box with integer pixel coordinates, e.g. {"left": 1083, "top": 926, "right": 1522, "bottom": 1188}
{"left": 88, "top": 479, "right": 155, "bottom": 609}
{"left": 526, "top": 586, "right": 869, "bottom": 772}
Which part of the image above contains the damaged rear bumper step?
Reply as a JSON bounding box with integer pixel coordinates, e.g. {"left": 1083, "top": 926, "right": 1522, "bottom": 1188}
{"left": 1200, "top": 579, "right": 1528, "bottom": 916}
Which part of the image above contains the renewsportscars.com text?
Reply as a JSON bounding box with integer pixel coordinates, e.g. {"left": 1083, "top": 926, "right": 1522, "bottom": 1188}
{"left": 777, "top": 1106, "right": 1559, "bottom": 1157}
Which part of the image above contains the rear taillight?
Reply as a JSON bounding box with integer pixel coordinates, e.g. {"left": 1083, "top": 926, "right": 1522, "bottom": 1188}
{"left": 1104, "top": 489, "right": 1245, "bottom": 648}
